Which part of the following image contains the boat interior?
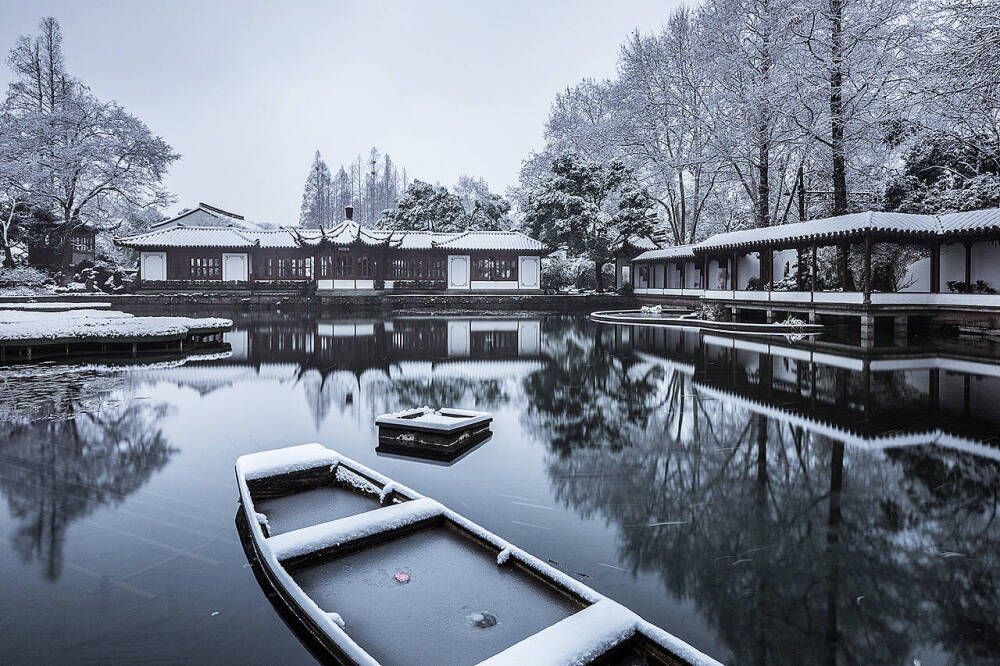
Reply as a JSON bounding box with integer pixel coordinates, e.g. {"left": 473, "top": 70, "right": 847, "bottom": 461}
{"left": 237, "top": 447, "right": 696, "bottom": 666}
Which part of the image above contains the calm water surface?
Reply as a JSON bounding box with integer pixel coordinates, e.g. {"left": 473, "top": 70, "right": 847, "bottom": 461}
{"left": 2, "top": 311, "right": 999, "bottom": 665}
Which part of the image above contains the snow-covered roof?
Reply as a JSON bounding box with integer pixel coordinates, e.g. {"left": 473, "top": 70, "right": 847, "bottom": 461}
{"left": 939, "top": 207, "right": 1000, "bottom": 233}
{"left": 429, "top": 230, "right": 548, "bottom": 251}
{"left": 116, "top": 222, "right": 548, "bottom": 252}
{"left": 631, "top": 244, "right": 697, "bottom": 262}
{"left": 151, "top": 203, "right": 274, "bottom": 231}
{"left": 695, "top": 211, "right": 939, "bottom": 252}
{"left": 614, "top": 236, "right": 658, "bottom": 252}
{"left": 691, "top": 208, "right": 1000, "bottom": 254}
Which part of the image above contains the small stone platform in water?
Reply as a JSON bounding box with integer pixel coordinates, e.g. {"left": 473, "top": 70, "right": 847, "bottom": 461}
{"left": 375, "top": 406, "right": 493, "bottom": 462}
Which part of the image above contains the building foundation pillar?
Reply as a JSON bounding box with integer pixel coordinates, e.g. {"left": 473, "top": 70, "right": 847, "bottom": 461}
{"left": 808, "top": 311, "right": 818, "bottom": 324}
{"left": 766, "top": 309, "right": 775, "bottom": 324}
{"left": 893, "top": 315, "right": 908, "bottom": 343}
{"left": 860, "top": 313, "right": 875, "bottom": 349}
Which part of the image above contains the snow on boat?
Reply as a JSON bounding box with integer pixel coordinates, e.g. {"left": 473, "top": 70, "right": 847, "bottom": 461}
{"left": 374, "top": 407, "right": 493, "bottom": 462}
{"left": 235, "top": 444, "right": 721, "bottom": 666}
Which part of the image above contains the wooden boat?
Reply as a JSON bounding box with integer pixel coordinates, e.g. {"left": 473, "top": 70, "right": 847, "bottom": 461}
{"left": 235, "top": 444, "right": 721, "bottom": 666}
{"left": 374, "top": 407, "right": 492, "bottom": 462}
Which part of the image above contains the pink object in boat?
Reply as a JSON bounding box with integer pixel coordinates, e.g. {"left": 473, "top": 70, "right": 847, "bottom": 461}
{"left": 394, "top": 572, "right": 410, "bottom": 583}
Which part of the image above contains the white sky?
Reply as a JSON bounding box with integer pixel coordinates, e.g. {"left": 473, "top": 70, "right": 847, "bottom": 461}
{"left": 0, "top": 0, "right": 679, "bottom": 224}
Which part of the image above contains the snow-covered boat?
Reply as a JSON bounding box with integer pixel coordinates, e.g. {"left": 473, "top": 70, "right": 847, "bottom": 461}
{"left": 235, "top": 444, "right": 720, "bottom": 666}
{"left": 374, "top": 407, "right": 493, "bottom": 462}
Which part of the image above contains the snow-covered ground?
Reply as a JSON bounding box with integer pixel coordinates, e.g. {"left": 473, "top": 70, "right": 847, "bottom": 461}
{"left": 0, "top": 308, "right": 232, "bottom": 343}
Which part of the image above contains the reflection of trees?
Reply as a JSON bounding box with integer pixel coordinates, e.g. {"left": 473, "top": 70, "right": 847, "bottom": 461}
{"left": 388, "top": 378, "right": 510, "bottom": 411}
{"left": 531, "top": 334, "right": 1000, "bottom": 664}
{"left": 0, "top": 369, "right": 176, "bottom": 580}
{"left": 523, "top": 321, "right": 678, "bottom": 455}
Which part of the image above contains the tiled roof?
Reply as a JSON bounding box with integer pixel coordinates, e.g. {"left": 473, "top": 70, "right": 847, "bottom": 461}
{"left": 116, "top": 222, "right": 548, "bottom": 252}
{"left": 632, "top": 244, "right": 698, "bottom": 262}
{"left": 694, "top": 211, "right": 941, "bottom": 252}
{"left": 939, "top": 208, "right": 1000, "bottom": 233}
{"left": 116, "top": 225, "right": 258, "bottom": 248}
{"left": 430, "top": 230, "right": 549, "bottom": 251}
{"left": 614, "top": 236, "right": 659, "bottom": 251}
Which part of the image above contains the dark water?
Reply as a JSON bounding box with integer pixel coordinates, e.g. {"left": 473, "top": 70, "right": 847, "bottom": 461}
{"left": 2, "top": 312, "right": 999, "bottom": 665}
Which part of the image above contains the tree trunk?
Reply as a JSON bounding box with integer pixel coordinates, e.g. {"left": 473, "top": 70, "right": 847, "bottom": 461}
{"left": 829, "top": 0, "right": 848, "bottom": 216}
{"left": 595, "top": 260, "right": 605, "bottom": 293}
{"left": 2, "top": 243, "right": 13, "bottom": 268}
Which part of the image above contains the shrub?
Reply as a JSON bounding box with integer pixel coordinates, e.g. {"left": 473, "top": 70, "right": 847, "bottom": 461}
{"left": 390, "top": 280, "right": 447, "bottom": 291}
{"left": 0, "top": 265, "right": 53, "bottom": 288}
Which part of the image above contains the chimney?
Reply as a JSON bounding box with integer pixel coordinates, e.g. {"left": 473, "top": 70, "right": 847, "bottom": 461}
{"left": 345, "top": 205, "right": 354, "bottom": 221}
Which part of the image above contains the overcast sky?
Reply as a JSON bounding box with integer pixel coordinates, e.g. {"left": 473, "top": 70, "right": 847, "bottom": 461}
{"left": 0, "top": 0, "right": 678, "bottom": 224}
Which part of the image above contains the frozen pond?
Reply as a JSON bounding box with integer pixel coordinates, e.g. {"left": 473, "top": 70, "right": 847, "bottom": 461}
{"left": 1, "top": 311, "right": 998, "bottom": 664}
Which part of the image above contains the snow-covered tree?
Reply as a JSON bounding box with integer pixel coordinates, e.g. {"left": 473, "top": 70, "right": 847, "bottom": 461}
{"left": 1, "top": 17, "right": 177, "bottom": 276}
{"left": 790, "top": 0, "right": 921, "bottom": 215}
{"left": 379, "top": 179, "right": 466, "bottom": 232}
{"left": 299, "top": 150, "right": 334, "bottom": 228}
{"left": 522, "top": 154, "right": 657, "bottom": 292}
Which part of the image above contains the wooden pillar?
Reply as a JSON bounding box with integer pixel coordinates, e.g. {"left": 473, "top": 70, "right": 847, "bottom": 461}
{"left": 811, "top": 244, "right": 818, "bottom": 293}
{"left": 863, "top": 235, "right": 872, "bottom": 302}
{"left": 703, "top": 255, "right": 710, "bottom": 289}
{"left": 732, "top": 252, "right": 739, "bottom": 290}
{"left": 767, "top": 249, "right": 774, "bottom": 291}
{"left": 680, "top": 261, "right": 686, "bottom": 289}
{"left": 964, "top": 241, "right": 973, "bottom": 286}
{"left": 840, "top": 243, "right": 850, "bottom": 291}
{"left": 927, "top": 244, "right": 937, "bottom": 293}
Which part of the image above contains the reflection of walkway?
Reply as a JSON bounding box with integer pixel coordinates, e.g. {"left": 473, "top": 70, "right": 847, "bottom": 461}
{"left": 631, "top": 326, "right": 1000, "bottom": 460}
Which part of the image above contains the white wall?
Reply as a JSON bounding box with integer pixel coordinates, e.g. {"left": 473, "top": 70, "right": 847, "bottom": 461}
{"left": 653, "top": 263, "right": 664, "bottom": 289}
{"left": 972, "top": 241, "right": 1000, "bottom": 288}
{"left": 900, "top": 257, "right": 930, "bottom": 292}
{"left": 773, "top": 249, "right": 799, "bottom": 283}
{"left": 470, "top": 281, "right": 518, "bottom": 290}
{"left": 939, "top": 241, "right": 1000, "bottom": 292}
{"left": 518, "top": 256, "right": 541, "bottom": 289}
{"left": 736, "top": 254, "right": 759, "bottom": 289}
{"left": 940, "top": 243, "right": 965, "bottom": 290}
{"left": 684, "top": 261, "right": 699, "bottom": 288}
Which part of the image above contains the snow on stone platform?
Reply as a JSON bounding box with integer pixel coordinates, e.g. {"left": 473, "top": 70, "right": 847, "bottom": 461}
{"left": 0, "top": 301, "right": 112, "bottom": 311}
{"left": 0, "top": 308, "right": 232, "bottom": 344}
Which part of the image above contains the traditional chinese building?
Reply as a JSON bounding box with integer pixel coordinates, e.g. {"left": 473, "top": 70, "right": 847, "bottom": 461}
{"left": 116, "top": 206, "right": 547, "bottom": 292}
{"left": 622, "top": 207, "right": 1000, "bottom": 342}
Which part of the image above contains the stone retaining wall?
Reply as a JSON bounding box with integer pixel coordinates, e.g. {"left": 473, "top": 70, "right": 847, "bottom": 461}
{"left": 0, "top": 292, "right": 634, "bottom": 313}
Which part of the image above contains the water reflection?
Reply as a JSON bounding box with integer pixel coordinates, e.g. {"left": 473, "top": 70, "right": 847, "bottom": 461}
{"left": 0, "top": 366, "right": 176, "bottom": 579}
{"left": 1, "top": 313, "right": 998, "bottom": 664}
{"left": 538, "top": 323, "right": 1000, "bottom": 664}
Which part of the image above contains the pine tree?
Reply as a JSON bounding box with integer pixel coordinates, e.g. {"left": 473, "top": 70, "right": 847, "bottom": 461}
{"left": 299, "top": 151, "right": 334, "bottom": 228}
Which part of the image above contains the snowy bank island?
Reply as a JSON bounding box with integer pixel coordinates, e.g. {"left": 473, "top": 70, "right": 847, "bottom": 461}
{"left": 0, "top": 306, "right": 232, "bottom": 361}
{"left": 236, "top": 444, "right": 721, "bottom": 666}
{"left": 375, "top": 406, "right": 493, "bottom": 463}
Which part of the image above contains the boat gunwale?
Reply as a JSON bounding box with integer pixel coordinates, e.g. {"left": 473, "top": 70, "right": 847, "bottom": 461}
{"left": 235, "top": 444, "right": 722, "bottom": 666}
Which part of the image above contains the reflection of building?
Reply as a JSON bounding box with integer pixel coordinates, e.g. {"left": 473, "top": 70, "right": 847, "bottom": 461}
{"left": 628, "top": 324, "right": 1000, "bottom": 459}
{"left": 116, "top": 205, "right": 546, "bottom": 292}
{"left": 135, "top": 317, "right": 545, "bottom": 428}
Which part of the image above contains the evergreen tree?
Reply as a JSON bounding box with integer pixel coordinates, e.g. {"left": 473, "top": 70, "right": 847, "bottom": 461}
{"left": 523, "top": 154, "right": 657, "bottom": 292}
{"left": 379, "top": 180, "right": 466, "bottom": 232}
{"left": 299, "top": 150, "right": 334, "bottom": 228}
